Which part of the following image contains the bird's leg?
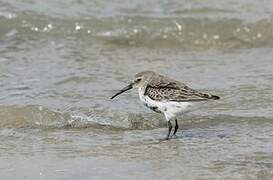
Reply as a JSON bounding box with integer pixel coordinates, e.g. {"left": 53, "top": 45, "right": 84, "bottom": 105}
{"left": 165, "top": 121, "right": 172, "bottom": 140}
{"left": 172, "top": 119, "right": 179, "bottom": 137}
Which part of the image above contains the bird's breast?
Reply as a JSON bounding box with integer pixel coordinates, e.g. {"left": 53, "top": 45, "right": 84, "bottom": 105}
{"left": 138, "top": 87, "right": 192, "bottom": 116}
{"left": 138, "top": 88, "right": 164, "bottom": 113}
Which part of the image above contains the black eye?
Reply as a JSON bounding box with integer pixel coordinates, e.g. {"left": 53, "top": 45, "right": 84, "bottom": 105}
{"left": 136, "top": 78, "right": 141, "bottom": 82}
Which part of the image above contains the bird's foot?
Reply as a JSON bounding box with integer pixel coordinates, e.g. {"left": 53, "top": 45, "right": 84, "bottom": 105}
{"left": 164, "top": 136, "right": 169, "bottom": 140}
{"left": 171, "top": 134, "right": 177, "bottom": 139}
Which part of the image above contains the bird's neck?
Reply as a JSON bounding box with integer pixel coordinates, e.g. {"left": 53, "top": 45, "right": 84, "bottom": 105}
{"left": 138, "top": 84, "right": 147, "bottom": 102}
{"left": 138, "top": 86, "right": 145, "bottom": 96}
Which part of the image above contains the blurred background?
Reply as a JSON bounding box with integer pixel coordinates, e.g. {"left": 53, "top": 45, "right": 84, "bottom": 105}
{"left": 0, "top": 0, "right": 273, "bottom": 179}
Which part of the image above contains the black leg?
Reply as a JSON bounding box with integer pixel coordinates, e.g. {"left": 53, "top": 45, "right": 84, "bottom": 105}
{"left": 173, "top": 119, "right": 179, "bottom": 136}
{"left": 165, "top": 121, "right": 172, "bottom": 140}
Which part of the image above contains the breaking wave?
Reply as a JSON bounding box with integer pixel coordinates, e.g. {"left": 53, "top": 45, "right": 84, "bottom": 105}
{"left": 1, "top": 10, "right": 273, "bottom": 50}
{"left": 0, "top": 105, "right": 272, "bottom": 130}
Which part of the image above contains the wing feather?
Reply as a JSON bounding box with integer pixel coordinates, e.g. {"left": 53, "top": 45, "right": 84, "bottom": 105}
{"left": 145, "top": 75, "right": 218, "bottom": 102}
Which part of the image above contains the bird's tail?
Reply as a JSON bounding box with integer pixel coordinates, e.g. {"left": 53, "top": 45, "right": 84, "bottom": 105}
{"left": 209, "top": 94, "right": 220, "bottom": 100}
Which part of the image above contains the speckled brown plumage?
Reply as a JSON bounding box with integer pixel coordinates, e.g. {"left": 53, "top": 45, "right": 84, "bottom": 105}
{"left": 143, "top": 73, "right": 219, "bottom": 102}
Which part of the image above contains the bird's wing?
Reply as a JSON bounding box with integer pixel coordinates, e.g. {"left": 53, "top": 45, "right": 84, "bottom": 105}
{"left": 145, "top": 75, "right": 218, "bottom": 102}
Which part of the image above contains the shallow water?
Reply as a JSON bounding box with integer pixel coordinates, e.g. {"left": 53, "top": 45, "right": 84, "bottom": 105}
{"left": 1, "top": 0, "right": 273, "bottom": 179}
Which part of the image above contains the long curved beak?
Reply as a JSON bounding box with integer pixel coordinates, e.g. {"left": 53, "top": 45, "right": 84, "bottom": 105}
{"left": 110, "top": 83, "right": 133, "bottom": 99}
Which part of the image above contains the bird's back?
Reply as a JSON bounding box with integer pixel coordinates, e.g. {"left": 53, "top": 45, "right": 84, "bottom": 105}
{"left": 144, "top": 73, "right": 220, "bottom": 102}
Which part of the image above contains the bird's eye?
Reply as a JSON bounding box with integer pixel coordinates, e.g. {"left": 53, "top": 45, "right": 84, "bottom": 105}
{"left": 136, "top": 78, "right": 141, "bottom": 82}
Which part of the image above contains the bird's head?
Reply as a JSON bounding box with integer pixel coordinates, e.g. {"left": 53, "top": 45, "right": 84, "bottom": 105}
{"left": 110, "top": 71, "right": 155, "bottom": 99}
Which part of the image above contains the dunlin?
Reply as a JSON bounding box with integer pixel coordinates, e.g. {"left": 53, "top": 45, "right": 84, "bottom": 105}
{"left": 111, "top": 71, "right": 220, "bottom": 140}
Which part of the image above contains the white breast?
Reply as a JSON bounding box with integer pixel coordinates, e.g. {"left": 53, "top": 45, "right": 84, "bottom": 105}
{"left": 138, "top": 87, "right": 191, "bottom": 121}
